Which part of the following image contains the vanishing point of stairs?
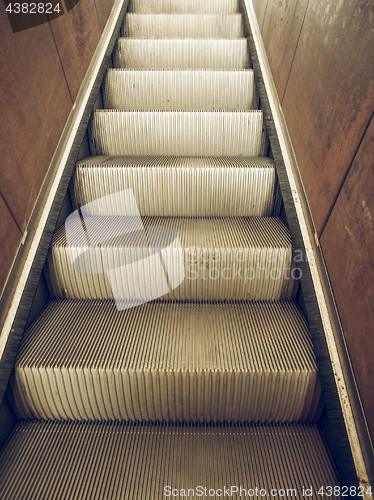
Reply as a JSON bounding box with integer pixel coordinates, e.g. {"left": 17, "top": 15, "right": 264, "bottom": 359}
{"left": 0, "top": 0, "right": 342, "bottom": 497}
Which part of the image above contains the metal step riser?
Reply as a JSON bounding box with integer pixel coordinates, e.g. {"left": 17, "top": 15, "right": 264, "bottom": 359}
{"left": 89, "top": 111, "right": 263, "bottom": 156}
{"left": 113, "top": 39, "right": 250, "bottom": 69}
{"left": 103, "top": 70, "right": 255, "bottom": 110}
{"left": 0, "top": 421, "right": 340, "bottom": 499}
{"left": 47, "top": 246, "right": 296, "bottom": 301}
{"left": 46, "top": 218, "right": 297, "bottom": 302}
{"left": 0, "top": 0, "right": 341, "bottom": 491}
{"left": 129, "top": 0, "right": 240, "bottom": 14}
{"left": 123, "top": 14, "right": 244, "bottom": 38}
{"left": 10, "top": 367, "right": 320, "bottom": 423}
{"left": 73, "top": 158, "right": 277, "bottom": 217}
{"left": 9, "top": 301, "right": 320, "bottom": 422}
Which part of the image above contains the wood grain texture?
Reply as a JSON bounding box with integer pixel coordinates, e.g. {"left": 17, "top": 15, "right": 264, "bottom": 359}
{"left": 0, "top": 3, "right": 73, "bottom": 233}
{"left": 320, "top": 117, "right": 374, "bottom": 441}
{"left": 94, "top": 0, "right": 116, "bottom": 31}
{"left": 0, "top": 195, "right": 22, "bottom": 295}
{"left": 251, "top": 0, "right": 268, "bottom": 32}
{"left": 0, "top": 0, "right": 112, "bottom": 296}
{"left": 262, "top": 0, "right": 308, "bottom": 100}
{"left": 281, "top": 0, "right": 374, "bottom": 234}
{"left": 50, "top": 0, "right": 102, "bottom": 100}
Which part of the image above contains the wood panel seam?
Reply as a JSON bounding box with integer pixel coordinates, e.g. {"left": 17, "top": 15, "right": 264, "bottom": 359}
{"left": 260, "top": 0, "right": 269, "bottom": 33}
{"left": 281, "top": 0, "right": 311, "bottom": 104}
{"left": 319, "top": 112, "right": 374, "bottom": 239}
{"left": 48, "top": 21, "right": 73, "bottom": 102}
{"left": 0, "top": 193, "right": 22, "bottom": 236}
{"left": 93, "top": 0, "right": 102, "bottom": 34}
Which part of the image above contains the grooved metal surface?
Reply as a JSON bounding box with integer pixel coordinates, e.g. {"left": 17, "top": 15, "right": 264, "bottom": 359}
{"left": 123, "top": 14, "right": 244, "bottom": 38}
{"left": 113, "top": 39, "right": 249, "bottom": 69}
{"left": 89, "top": 110, "right": 263, "bottom": 156}
{"left": 103, "top": 69, "right": 255, "bottom": 110}
{"left": 0, "top": 0, "right": 346, "bottom": 490}
{"left": 46, "top": 217, "right": 297, "bottom": 301}
{"left": 73, "top": 156, "right": 278, "bottom": 217}
{"left": 0, "top": 0, "right": 131, "bottom": 410}
{"left": 9, "top": 300, "right": 320, "bottom": 422}
{"left": 129, "top": 0, "right": 240, "bottom": 14}
{"left": 0, "top": 421, "right": 340, "bottom": 500}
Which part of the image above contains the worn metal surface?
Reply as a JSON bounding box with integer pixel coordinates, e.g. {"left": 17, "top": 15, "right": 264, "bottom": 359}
{"left": 0, "top": 421, "right": 340, "bottom": 499}
{"left": 73, "top": 156, "right": 277, "bottom": 217}
{"left": 123, "top": 13, "right": 244, "bottom": 38}
{"left": 47, "top": 217, "right": 297, "bottom": 301}
{"left": 89, "top": 110, "right": 263, "bottom": 156}
{"left": 0, "top": 0, "right": 129, "bottom": 409}
{"left": 103, "top": 69, "right": 255, "bottom": 110}
{"left": 9, "top": 300, "right": 320, "bottom": 422}
{"left": 128, "top": 0, "right": 240, "bottom": 14}
{"left": 114, "top": 38, "right": 250, "bottom": 69}
{"left": 0, "top": 0, "right": 352, "bottom": 493}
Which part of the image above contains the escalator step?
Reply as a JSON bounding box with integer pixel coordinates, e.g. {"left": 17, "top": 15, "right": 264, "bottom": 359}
{"left": 0, "top": 421, "right": 339, "bottom": 499}
{"left": 103, "top": 69, "right": 255, "bottom": 110}
{"left": 0, "top": 1, "right": 344, "bottom": 494}
{"left": 123, "top": 14, "right": 244, "bottom": 38}
{"left": 113, "top": 39, "right": 249, "bottom": 69}
{"left": 73, "top": 156, "right": 278, "bottom": 217}
{"left": 129, "top": 0, "right": 240, "bottom": 14}
{"left": 46, "top": 217, "right": 297, "bottom": 302}
{"left": 89, "top": 110, "right": 263, "bottom": 156}
{"left": 9, "top": 300, "right": 321, "bottom": 422}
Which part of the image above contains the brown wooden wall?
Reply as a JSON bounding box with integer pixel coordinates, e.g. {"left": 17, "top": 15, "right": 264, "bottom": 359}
{"left": 0, "top": 0, "right": 116, "bottom": 295}
{"left": 253, "top": 0, "right": 374, "bottom": 440}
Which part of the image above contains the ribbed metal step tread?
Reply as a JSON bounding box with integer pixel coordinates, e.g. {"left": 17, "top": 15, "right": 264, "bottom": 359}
{"left": 103, "top": 69, "right": 255, "bottom": 110}
{"left": 113, "top": 39, "right": 249, "bottom": 69}
{"left": 0, "top": 421, "right": 340, "bottom": 499}
{"left": 73, "top": 156, "right": 278, "bottom": 217}
{"left": 46, "top": 217, "right": 297, "bottom": 301}
{"left": 129, "top": 0, "right": 239, "bottom": 14}
{"left": 123, "top": 14, "right": 244, "bottom": 38}
{"left": 9, "top": 300, "right": 320, "bottom": 422}
{"left": 89, "top": 111, "right": 263, "bottom": 157}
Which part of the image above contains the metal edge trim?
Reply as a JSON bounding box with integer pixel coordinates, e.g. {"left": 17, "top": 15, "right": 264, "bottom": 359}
{"left": 241, "top": 0, "right": 373, "bottom": 489}
{"left": 0, "top": 0, "right": 129, "bottom": 404}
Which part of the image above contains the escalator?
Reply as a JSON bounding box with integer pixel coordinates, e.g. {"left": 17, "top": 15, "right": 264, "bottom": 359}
{"left": 0, "top": 0, "right": 368, "bottom": 497}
